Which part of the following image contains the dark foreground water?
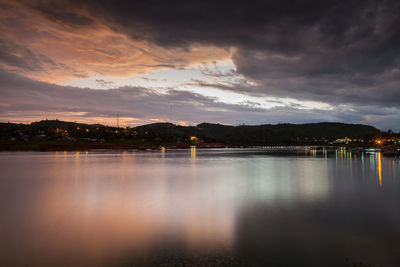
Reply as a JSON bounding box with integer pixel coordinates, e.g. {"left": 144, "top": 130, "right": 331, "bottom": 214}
{"left": 0, "top": 148, "right": 399, "bottom": 266}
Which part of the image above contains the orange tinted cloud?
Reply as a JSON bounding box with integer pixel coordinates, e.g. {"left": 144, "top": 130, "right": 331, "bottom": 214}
{"left": 0, "top": 0, "right": 232, "bottom": 84}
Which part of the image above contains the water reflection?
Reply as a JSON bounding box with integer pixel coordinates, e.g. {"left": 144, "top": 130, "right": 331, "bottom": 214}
{"left": 0, "top": 149, "right": 399, "bottom": 266}
{"left": 378, "top": 152, "right": 382, "bottom": 187}
{"left": 190, "top": 146, "right": 196, "bottom": 162}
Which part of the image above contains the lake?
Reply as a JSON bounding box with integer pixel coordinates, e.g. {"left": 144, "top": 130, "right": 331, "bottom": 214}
{"left": 0, "top": 148, "right": 399, "bottom": 266}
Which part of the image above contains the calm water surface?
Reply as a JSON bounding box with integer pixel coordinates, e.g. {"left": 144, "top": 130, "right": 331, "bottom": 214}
{"left": 0, "top": 149, "right": 400, "bottom": 266}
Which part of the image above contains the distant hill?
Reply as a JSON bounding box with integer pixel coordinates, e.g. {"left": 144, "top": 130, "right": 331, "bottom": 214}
{"left": 136, "top": 122, "right": 382, "bottom": 145}
{"left": 30, "top": 120, "right": 103, "bottom": 128}
{"left": 0, "top": 120, "right": 386, "bottom": 146}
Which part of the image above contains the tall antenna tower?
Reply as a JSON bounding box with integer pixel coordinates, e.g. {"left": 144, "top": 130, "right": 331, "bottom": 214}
{"left": 117, "top": 112, "right": 119, "bottom": 128}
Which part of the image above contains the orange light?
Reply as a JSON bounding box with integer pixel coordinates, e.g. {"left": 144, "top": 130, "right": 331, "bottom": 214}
{"left": 378, "top": 153, "right": 382, "bottom": 187}
{"left": 190, "top": 136, "right": 199, "bottom": 141}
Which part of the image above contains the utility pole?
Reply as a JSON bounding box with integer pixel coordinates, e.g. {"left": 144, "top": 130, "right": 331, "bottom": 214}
{"left": 169, "top": 104, "right": 172, "bottom": 123}
{"left": 117, "top": 112, "right": 119, "bottom": 128}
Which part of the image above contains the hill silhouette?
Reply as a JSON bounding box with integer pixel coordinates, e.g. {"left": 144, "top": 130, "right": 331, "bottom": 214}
{"left": 0, "top": 120, "right": 385, "bottom": 147}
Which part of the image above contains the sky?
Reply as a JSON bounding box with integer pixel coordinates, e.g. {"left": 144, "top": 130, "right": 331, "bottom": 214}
{"left": 0, "top": 0, "right": 399, "bottom": 131}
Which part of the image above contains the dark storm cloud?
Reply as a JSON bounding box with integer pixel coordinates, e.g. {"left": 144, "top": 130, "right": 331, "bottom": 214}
{"left": 23, "top": 0, "right": 94, "bottom": 27}
{"left": 18, "top": 0, "right": 400, "bottom": 106}
{"left": 20, "top": 0, "right": 362, "bottom": 48}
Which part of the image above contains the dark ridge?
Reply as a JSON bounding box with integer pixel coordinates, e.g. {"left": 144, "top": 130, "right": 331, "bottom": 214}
{"left": 1, "top": 119, "right": 395, "bottom": 149}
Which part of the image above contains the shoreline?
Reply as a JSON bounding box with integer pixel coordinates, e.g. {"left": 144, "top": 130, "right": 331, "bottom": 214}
{"left": 0, "top": 140, "right": 399, "bottom": 156}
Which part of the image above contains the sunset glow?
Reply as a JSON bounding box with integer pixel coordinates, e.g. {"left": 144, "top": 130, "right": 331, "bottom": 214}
{"left": 1, "top": 0, "right": 399, "bottom": 129}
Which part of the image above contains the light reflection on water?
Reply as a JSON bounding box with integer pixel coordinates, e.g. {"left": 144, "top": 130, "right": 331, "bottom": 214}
{"left": 0, "top": 149, "right": 399, "bottom": 266}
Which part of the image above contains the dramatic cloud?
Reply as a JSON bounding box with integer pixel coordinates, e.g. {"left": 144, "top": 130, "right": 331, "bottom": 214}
{"left": 0, "top": 0, "right": 231, "bottom": 83}
{"left": 0, "top": 0, "right": 399, "bottom": 130}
